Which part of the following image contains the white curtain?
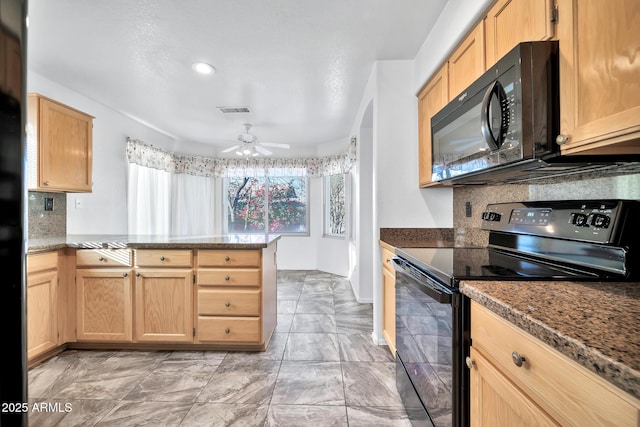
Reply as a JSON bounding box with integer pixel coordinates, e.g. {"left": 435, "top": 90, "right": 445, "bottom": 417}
{"left": 127, "top": 163, "right": 215, "bottom": 236}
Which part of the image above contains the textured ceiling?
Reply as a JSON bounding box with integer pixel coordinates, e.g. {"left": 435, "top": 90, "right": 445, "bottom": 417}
{"left": 27, "top": 0, "right": 447, "bottom": 154}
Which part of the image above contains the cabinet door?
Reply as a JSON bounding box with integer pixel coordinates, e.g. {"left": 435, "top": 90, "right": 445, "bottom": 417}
{"left": 485, "top": 0, "right": 555, "bottom": 67}
{"left": 448, "top": 22, "right": 486, "bottom": 100}
{"left": 134, "top": 269, "right": 193, "bottom": 343}
{"left": 76, "top": 269, "right": 132, "bottom": 342}
{"left": 27, "top": 270, "right": 58, "bottom": 360}
{"left": 556, "top": 0, "right": 640, "bottom": 155}
{"left": 418, "top": 64, "right": 449, "bottom": 187}
{"left": 381, "top": 266, "right": 396, "bottom": 355}
{"left": 28, "top": 94, "right": 93, "bottom": 192}
{"left": 469, "top": 347, "right": 558, "bottom": 427}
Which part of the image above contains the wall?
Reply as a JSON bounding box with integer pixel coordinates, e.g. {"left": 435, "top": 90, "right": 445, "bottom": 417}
{"left": 27, "top": 71, "right": 180, "bottom": 235}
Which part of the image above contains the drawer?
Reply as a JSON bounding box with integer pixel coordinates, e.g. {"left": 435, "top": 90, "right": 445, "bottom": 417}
{"left": 197, "top": 316, "right": 261, "bottom": 343}
{"left": 76, "top": 249, "right": 132, "bottom": 267}
{"left": 197, "top": 269, "right": 261, "bottom": 287}
{"left": 135, "top": 249, "right": 192, "bottom": 267}
{"left": 198, "top": 289, "right": 261, "bottom": 316}
{"left": 197, "top": 250, "right": 261, "bottom": 268}
{"left": 471, "top": 302, "right": 640, "bottom": 426}
{"left": 380, "top": 246, "right": 395, "bottom": 273}
{"left": 27, "top": 251, "right": 58, "bottom": 274}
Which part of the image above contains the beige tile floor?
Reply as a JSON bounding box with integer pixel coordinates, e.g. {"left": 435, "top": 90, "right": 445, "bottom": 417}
{"left": 27, "top": 270, "right": 411, "bottom": 426}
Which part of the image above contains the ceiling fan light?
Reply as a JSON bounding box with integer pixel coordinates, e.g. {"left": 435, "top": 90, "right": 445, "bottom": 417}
{"left": 235, "top": 150, "right": 243, "bottom": 156}
{"left": 243, "top": 148, "right": 251, "bottom": 155}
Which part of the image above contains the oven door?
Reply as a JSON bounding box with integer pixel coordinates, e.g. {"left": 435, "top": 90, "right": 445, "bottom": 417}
{"left": 393, "top": 257, "right": 467, "bottom": 427}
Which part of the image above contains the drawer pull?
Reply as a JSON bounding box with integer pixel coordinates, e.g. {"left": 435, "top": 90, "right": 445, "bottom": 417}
{"left": 224, "top": 301, "right": 231, "bottom": 307}
{"left": 98, "top": 256, "right": 105, "bottom": 262}
{"left": 160, "top": 256, "right": 165, "bottom": 261}
{"left": 224, "top": 328, "right": 230, "bottom": 334}
{"left": 224, "top": 275, "right": 230, "bottom": 281}
{"left": 512, "top": 351, "right": 526, "bottom": 367}
{"left": 136, "top": 272, "right": 141, "bottom": 277}
{"left": 465, "top": 357, "right": 475, "bottom": 369}
{"left": 225, "top": 256, "right": 231, "bottom": 261}
{"left": 123, "top": 272, "right": 128, "bottom": 278}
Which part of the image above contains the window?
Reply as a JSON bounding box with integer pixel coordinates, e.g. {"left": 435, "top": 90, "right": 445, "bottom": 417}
{"left": 225, "top": 176, "right": 308, "bottom": 234}
{"left": 324, "top": 174, "right": 346, "bottom": 237}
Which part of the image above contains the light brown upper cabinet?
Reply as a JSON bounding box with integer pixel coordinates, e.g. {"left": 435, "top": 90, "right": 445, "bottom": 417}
{"left": 556, "top": 0, "right": 640, "bottom": 155}
{"left": 484, "top": 0, "right": 555, "bottom": 67}
{"left": 418, "top": 64, "right": 449, "bottom": 187}
{"left": 27, "top": 93, "right": 93, "bottom": 192}
{"left": 448, "top": 22, "right": 486, "bottom": 100}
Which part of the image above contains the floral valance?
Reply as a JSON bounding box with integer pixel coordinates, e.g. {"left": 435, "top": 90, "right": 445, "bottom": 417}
{"left": 126, "top": 137, "right": 356, "bottom": 178}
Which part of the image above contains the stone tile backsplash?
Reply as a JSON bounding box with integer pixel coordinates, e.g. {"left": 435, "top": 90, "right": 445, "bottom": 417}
{"left": 28, "top": 191, "right": 66, "bottom": 239}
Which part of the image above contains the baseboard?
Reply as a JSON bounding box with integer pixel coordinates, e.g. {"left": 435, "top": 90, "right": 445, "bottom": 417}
{"left": 371, "top": 331, "right": 387, "bottom": 346}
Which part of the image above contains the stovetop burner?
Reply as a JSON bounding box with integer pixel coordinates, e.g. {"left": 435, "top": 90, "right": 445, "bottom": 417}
{"left": 395, "top": 200, "right": 640, "bottom": 288}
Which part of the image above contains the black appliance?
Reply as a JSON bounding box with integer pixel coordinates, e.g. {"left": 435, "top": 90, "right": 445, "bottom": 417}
{"left": 393, "top": 200, "right": 640, "bottom": 427}
{"left": 0, "top": 0, "right": 27, "bottom": 426}
{"left": 430, "top": 41, "right": 635, "bottom": 185}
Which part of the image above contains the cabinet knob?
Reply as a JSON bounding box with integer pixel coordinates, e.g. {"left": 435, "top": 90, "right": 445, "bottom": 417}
{"left": 136, "top": 272, "right": 141, "bottom": 277}
{"left": 224, "top": 301, "right": 231, "bottom": 307}
{"left": 224, "top": 275, "right": 230, "bottom": 281}
{"left": 225, "top": 256, "right": 230, "bottom": 261}
{"left": 555, "top": 134, "right": 570, "bottom": 145}
{"left": 224, "top": 328, "right": 230, "bottom": 334}
{"left": 98, "top": 256, "right": 105, "bottom": 262}
{"left": 44, "top": 181, "right": 50, "bottom": 186}
{"left": 160, "top": 256, "right": 165, "bottom": 261}
{"left": 123, "top": 272, "right": 128, "bottom": 278}
{"left": 465, "top": 357, "right": 475, "bottom": 369}
{"left": 512, "top": 351, "right": 526, "bottom": 367}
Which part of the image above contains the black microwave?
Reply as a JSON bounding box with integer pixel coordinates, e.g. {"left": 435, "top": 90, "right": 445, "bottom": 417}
{"left": 431, "top": 41, "right": 561, "bottom": 184}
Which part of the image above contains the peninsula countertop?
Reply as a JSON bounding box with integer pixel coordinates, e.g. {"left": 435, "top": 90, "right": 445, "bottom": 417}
{"left": 28, "top": 234, "right": 281, "bottom": 254}
{"left": 461, "top": 280, "right": 640, "bottom": 401}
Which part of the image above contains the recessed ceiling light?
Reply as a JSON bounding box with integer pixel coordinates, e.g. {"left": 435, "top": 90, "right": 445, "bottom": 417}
{"left": 192, "top": 62, "right": 215, "bottom": 75}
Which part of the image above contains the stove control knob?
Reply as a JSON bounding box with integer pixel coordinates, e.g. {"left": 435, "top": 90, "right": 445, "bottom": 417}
{"left": 571, "top": 213, "right": 589, "bottom": 227}
{"left": 591, "top": 214, "right": 611, "bottom": 228}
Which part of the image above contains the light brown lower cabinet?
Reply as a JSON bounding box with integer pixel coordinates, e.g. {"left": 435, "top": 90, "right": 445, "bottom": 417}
{"left": 75, "top": 269, "right": 133, "bottom": 342}
{"left": 27, "top": 252, "right": 59, "bottom": 360}
{"left": 380, "top": 243, "right": 396, "bottom": 356}
{"left": 468, "top": 301, "right": 640, "bottom": 427}
{"left": 134, "top": 269, "right": 193, "bottom": 343}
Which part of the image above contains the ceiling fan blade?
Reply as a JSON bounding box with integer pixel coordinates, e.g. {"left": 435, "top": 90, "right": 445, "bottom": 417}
{"left": 259, "top": 142, "right": 290, "bottom": 149}
{"left": 255, "top": 146, "right": 272, "bottom": 155}
{"left": 220, "top": 144, "right": 240, "bottom": 153}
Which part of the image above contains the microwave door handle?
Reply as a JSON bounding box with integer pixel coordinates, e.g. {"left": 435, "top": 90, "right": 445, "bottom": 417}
{"left": 480, "top": 80, "right": 506, "bottom": 151}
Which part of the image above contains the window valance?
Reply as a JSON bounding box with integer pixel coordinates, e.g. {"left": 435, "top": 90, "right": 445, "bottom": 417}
{"left": 126, "top": 137, "right": 356, "bottom": 178}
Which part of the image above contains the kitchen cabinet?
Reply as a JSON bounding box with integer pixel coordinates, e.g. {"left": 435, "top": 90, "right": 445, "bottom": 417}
{"left": 468, "top": 301, "right": 640, "bottom": 426}
{"left": 27, "top": 93, "right": 93, "bottom": 192}
{"left": 484, "top": 0, "right": 555, "bottom": 67}
{"left": 133, "top": 249, "right": 193, "bottom": 343}
{"left": 418, "top": 63, "right": 449, "bottom": 187}
{"left": 195, "top": 247, "right": 277, "bottom": 349}
{"left": 448, "top": 22, "right": 486, "bottom": 100}
{"left": 75, "top": 249, "right": 133, "bottom": 342}
{"left": 27, "top": 252, "right": 59, "bottom": 360}
{"left": 555, "top": 0, "right": 640, "bottom": 155}
{"left": 380, "top": 243, "right": 396, "bottom": 356}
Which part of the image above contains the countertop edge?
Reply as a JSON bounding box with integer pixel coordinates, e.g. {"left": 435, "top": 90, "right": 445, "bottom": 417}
{"left": 461, "top": 283, "right": 640, "bottom": 402}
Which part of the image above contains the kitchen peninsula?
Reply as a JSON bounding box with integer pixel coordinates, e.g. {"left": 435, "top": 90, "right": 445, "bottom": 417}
{"left": 26, "top": 234, "right": 279, "bottom": 366}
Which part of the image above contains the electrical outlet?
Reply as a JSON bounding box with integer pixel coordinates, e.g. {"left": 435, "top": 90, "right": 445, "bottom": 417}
{"left": 44, "top": 197, "right": 54, "bottom": 211}
{"left": 465, "top": 201, "right": 472, "bottom": 217}
{"left": 75, "top": 198, "right": 82, "bottom": 209}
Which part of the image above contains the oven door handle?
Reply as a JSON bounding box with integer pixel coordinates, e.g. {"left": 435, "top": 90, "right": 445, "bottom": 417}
{"left": 391, "top": 258, "right": 453, "bottom": 304}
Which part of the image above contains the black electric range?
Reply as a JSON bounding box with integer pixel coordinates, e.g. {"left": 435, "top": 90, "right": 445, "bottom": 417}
{"left": 392, "top": 200, "right": 640, "bottom": 427}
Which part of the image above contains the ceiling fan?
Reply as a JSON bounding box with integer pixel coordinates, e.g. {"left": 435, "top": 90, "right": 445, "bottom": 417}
{"left": 220, "top": 123, "right": 290, "bottom": 156}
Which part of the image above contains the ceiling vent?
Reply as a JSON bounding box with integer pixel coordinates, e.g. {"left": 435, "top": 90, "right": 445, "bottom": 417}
{"left": 217, "top": 106, "right": 251, "bottom": 114}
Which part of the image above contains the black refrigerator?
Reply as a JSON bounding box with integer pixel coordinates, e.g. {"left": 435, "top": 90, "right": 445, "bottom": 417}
{"left": 0, "top": 0, "right": 27, "bottom": 426}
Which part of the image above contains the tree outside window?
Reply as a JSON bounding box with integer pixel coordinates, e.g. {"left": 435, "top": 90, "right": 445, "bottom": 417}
{"left": 324, "top": 174, "right": 346, "bottom": 237}
{"left": 226, "top": 176, "right": 308, "bottom": 234}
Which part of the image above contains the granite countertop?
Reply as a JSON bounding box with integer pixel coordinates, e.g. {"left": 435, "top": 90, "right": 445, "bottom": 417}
{"left": 461, "top": 280, "right": 640, "bottom": 400}
{"left": 28, "top": 234, "right": 281, "bottom": 253}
